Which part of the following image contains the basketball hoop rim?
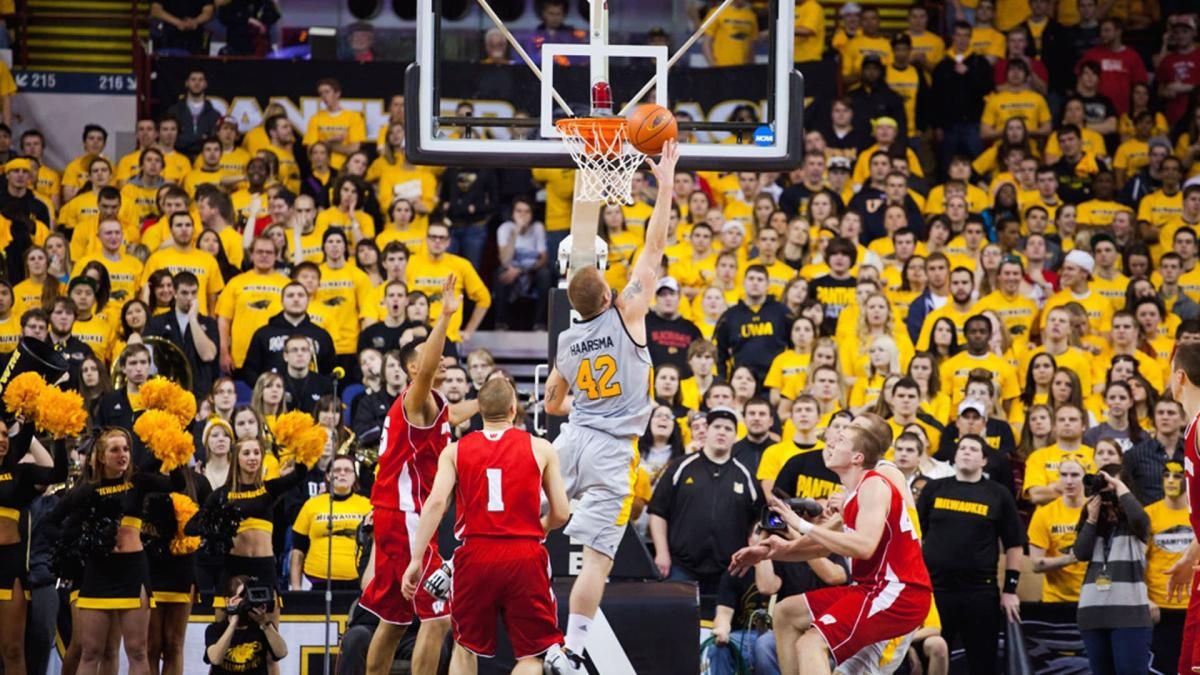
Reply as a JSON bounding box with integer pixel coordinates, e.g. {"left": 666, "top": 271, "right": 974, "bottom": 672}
{"left": 555, "top": 117, "right": 631, "bottom": 157}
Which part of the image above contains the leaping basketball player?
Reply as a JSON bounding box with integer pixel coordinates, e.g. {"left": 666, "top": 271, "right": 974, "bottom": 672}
{"left": 541, "top": 139, "right": 679, "bottom": 672}
{"left": 1167, "top": 343, "right": 1200, "bottom": 674}
{"left": 360, "top": 275, "right": 479, "bottom": 675}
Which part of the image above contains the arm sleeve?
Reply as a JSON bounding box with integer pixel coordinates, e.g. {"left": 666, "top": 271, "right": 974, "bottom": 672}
{"left": 916, "top": 480, "right": 934, "bottom": 533}
{"left": 997, "top": 486, "right": 1025, "bottom": 549}
{"left": 1120, "top": 492, "right": 1151, "bottom": 541}
{"left": 203, "top": 622, "right": 225, "bottom": 665}
{"left": 266, "top": 463, "right": 309, "bottom": 499}
{"left": 292, "top": 533, "right": 311, "bottom": 554}
{"left": 647, "top": 464, "right": 676, "bottom": 519}
{"left": 1073, "top": 520, "right": 1097, "bottom": 561}
{"left": 463, "top": 263, "right": 492, "bottom": 307}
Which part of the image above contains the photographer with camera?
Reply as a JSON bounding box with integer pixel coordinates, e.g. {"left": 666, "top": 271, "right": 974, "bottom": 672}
{"left": 205, "top": 576, "right": 287, "bottom": 674}
{"left": 916, "top": 434, "right": 1024, "bottom": 674}
{"left": 1072, "top": 463, "right": 1153, "bottom": 675}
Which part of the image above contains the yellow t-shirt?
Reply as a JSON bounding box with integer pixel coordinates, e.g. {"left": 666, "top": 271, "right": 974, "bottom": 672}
{"left": 302, "top": 109, "right": 367, "bottom": 170}
{"left": 316, "top": 263, "right": 375, "bottom": 354}
{"left": 763, "top": 350, "right": 811, "bottom": 398}
{"left": 71, "top": 315, "right": 114, "bottom": 362}
{"left": 231, "top": 189, "right": 270, "bottom": 226}
{"left": 1023, "top": 444, "right": 1097, "bottom": 495}
{"left": 1144, "top": 501, "right": 1193, "bottom": 610}
{"left": 1040, "top": 289, "right": 1114, "bottom": 336}
{"left": 35, "top": 165, "right": 61, "bottom": 203}
{"left": 215, "top": 270, "right": 290, "bottom": 368}
{"left": 1045, "top": 127, "right": 1108, "bottom": 162}
{"left": 72, "top": 254, "right": 143, "bottom": 306}
{"left": 141, "top": 248, "right": 225, "bottom": 315}
{"left": 531, "top": 168, "right": 576, "bottom": 233}
{"left": 621, "top": 201, "right": 654, "bottom": 237}
{"left": 972, "top": 290, "right": 1038, "bottom": 339}
{"left": 242, "top": 126, "right": 272, "bottom": 156}
{"left": 183, "top": 168, "right": 226, "bottom": 198}
{"left": 757, "top": 438, "right": 823, "bottom": 482}
{"left": 1137, "top": 190, "right": 1184, "bottom": 232}
{"left": 793, "top": 0, "right": 825, "bottom": 63}
{"left": 285, "top": 227, "right": 327, "bottom": 265}
{"left": 1028, "top": 499, "right": 1089, "bottom": 602}
{"left": 996, "top": 0, "right": 1032, "bottom": 31}
{"left": 1075, "top": 199, "right": 1132, "bottom": 230}
{"left": 908, "top": 31, "right": 945, "bottom": 67}
{"left": 939, "top": 351, "right": 1021, "bottom": 407}
{"left": 924, "top": 183, "right": 990, "bottom": 216}
{"left": 376, "top": 165, "right": 438, "bottom": 228}
{"left": 375, "top": 222, "right": 428, "bottom": 258}
{"left": 969, "top": 26, "right": 1007, "bottom": 60}
{"left": 119, "top": 181, "right": 164, "bottom": 222}
{"left": 886, "top": 65, "right": 923, "bottom": 137}
{"left": 841, "top": 35, "right": 894, "bottom": 80}
{"left": 405, "top": 252, "right": 493, "bottom": 343}
{"left": 704, "top": 4, "right": 759, "bottom": 67}
{"left": 0, "top": 314, "right": 18, "bottom": 355}
{"left": 1113, "top": 138, "right": 1150, "bottom": 176}
{"left": 197, "top": 146, "right": 252, "bottom": 178}
{"left": 260, "top": 144, "right": 301, "bottom": 194}
{"left": 315, "top": 207, "right": 376, "bottom": 246}
{"left": 292, "top": 492, "right": 372, "bottom": 581}
{"left": 981, "top": 89, "right": 1052, "bottom": 132}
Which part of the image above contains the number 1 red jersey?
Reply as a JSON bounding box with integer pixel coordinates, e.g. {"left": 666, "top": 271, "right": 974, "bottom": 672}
{"left": 454, "top": 427, "right": 544, "bottom": 541}
{"left": 842, "top": 470, "right": 932, "bottom": 591}
{"left": 371, "top": 387, "right": 451, "bottom": 512}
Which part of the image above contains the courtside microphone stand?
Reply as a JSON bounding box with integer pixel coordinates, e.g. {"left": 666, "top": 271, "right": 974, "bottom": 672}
{"left": 324, "top": 365, "right": 345, "bottom": 674}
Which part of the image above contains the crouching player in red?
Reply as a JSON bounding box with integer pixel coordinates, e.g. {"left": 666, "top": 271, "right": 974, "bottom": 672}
{"left": 730, "top": 422, "right": 932, "bottom": 674}
{"left": 402, "top": 377, "right": 571, "bottom": 674}
{"left": 362, "top": 275, "right": 479, "bottom": 675}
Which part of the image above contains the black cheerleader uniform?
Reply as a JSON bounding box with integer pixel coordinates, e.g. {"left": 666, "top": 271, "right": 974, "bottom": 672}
{"left": 147, "top": 474, "right": 213, "bottom": 605}
{"left": 50, "top": 461, "right": 182, "bottom": 610}
{"left": 0, "top": 462, "right": 57, "bottom": 602}
{"left": 196, "top": 464, "right": 308, "bottom": 607}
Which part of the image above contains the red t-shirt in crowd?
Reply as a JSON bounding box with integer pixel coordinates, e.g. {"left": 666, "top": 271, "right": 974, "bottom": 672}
{"left": 1079, "top": 45, "right": 1149, "bottom": 115}
{"left": 1157, "top": 47, "right": 1200, "bottom": 123}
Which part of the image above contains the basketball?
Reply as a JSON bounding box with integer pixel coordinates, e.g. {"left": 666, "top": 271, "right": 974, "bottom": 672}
{"left": 627, "top": 104, "right": 678, "bottom": 156}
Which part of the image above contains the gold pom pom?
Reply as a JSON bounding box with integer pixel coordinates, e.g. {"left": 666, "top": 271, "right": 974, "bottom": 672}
{"left": 3, "top": 371, "right": 47, "bottom": 418}
{"left": 138, "top": 377, "right": 197, "bottom": 427}
{"left": 269, "top": 411, "right": 327, "bottom": 468}
{"left": 168, "top": 492, "right": 200, "bottom": 556}
{"left": 33, "top": 387, "right": 88, "bottom": 439}
{"left": 134, "top": 410, "right": 195, "bottom": 472}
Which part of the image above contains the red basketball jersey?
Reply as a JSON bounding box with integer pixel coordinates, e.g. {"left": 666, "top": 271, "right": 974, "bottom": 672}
{"left": 842, "top": 470, "right": 932, "bottom": 591}
{"left": 371, "top": 387, "right": 451, "bottom": 512}
{"left": 1185, "top": 411, "right": 1200, "bottom": 534}
{"left": 454, "top": 427, "right": 544, "bottom": 541}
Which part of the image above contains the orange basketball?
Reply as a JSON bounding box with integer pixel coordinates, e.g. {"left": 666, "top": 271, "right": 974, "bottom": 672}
{"left": 627, "top": 104, "right": 678, "bottom": 156}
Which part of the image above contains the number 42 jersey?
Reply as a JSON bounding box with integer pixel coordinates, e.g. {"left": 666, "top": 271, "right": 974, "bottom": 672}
{"left": 555, "top": 306, "right": 653, "bottom": 438}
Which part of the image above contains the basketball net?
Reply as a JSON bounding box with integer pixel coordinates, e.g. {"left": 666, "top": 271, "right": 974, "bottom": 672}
{"left": 556, "top": 117, "right": 645, "bottom": 206}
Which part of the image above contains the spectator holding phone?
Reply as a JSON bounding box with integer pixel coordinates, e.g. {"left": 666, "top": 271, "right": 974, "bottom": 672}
{"left": 205, "top": 576, "right": 287, "bottom": 674}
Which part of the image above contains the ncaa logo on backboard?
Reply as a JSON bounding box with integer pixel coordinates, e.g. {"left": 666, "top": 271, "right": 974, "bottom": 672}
{"left": 753, "top": 125, "right": 775, "bottom": 147}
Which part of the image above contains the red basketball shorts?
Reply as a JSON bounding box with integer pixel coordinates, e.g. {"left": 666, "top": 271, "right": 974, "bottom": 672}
{"left": 803, "top": 581, "right": 931, "bottom": 666}
{"left": 451, "top": 538, "right": 562, "bottom": 659}
{"left": 359, "top": 507, "right": 448, "bottom": 626}
{"left": 1180, "top": 575, "right": 1200, "bottom": 675}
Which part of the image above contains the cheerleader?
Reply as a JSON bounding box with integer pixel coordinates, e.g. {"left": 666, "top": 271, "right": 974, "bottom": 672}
{"left": 49, "top": 428, "right": 183, "bottom": 675}
{"left": 146, "top": 468, "right": 211, "bottom": 675}
{"left": 0, "top": 417, "right": 60, "bottom": 674}
{"left": 192, "top": 436, "right": 310, "bottom": 617}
